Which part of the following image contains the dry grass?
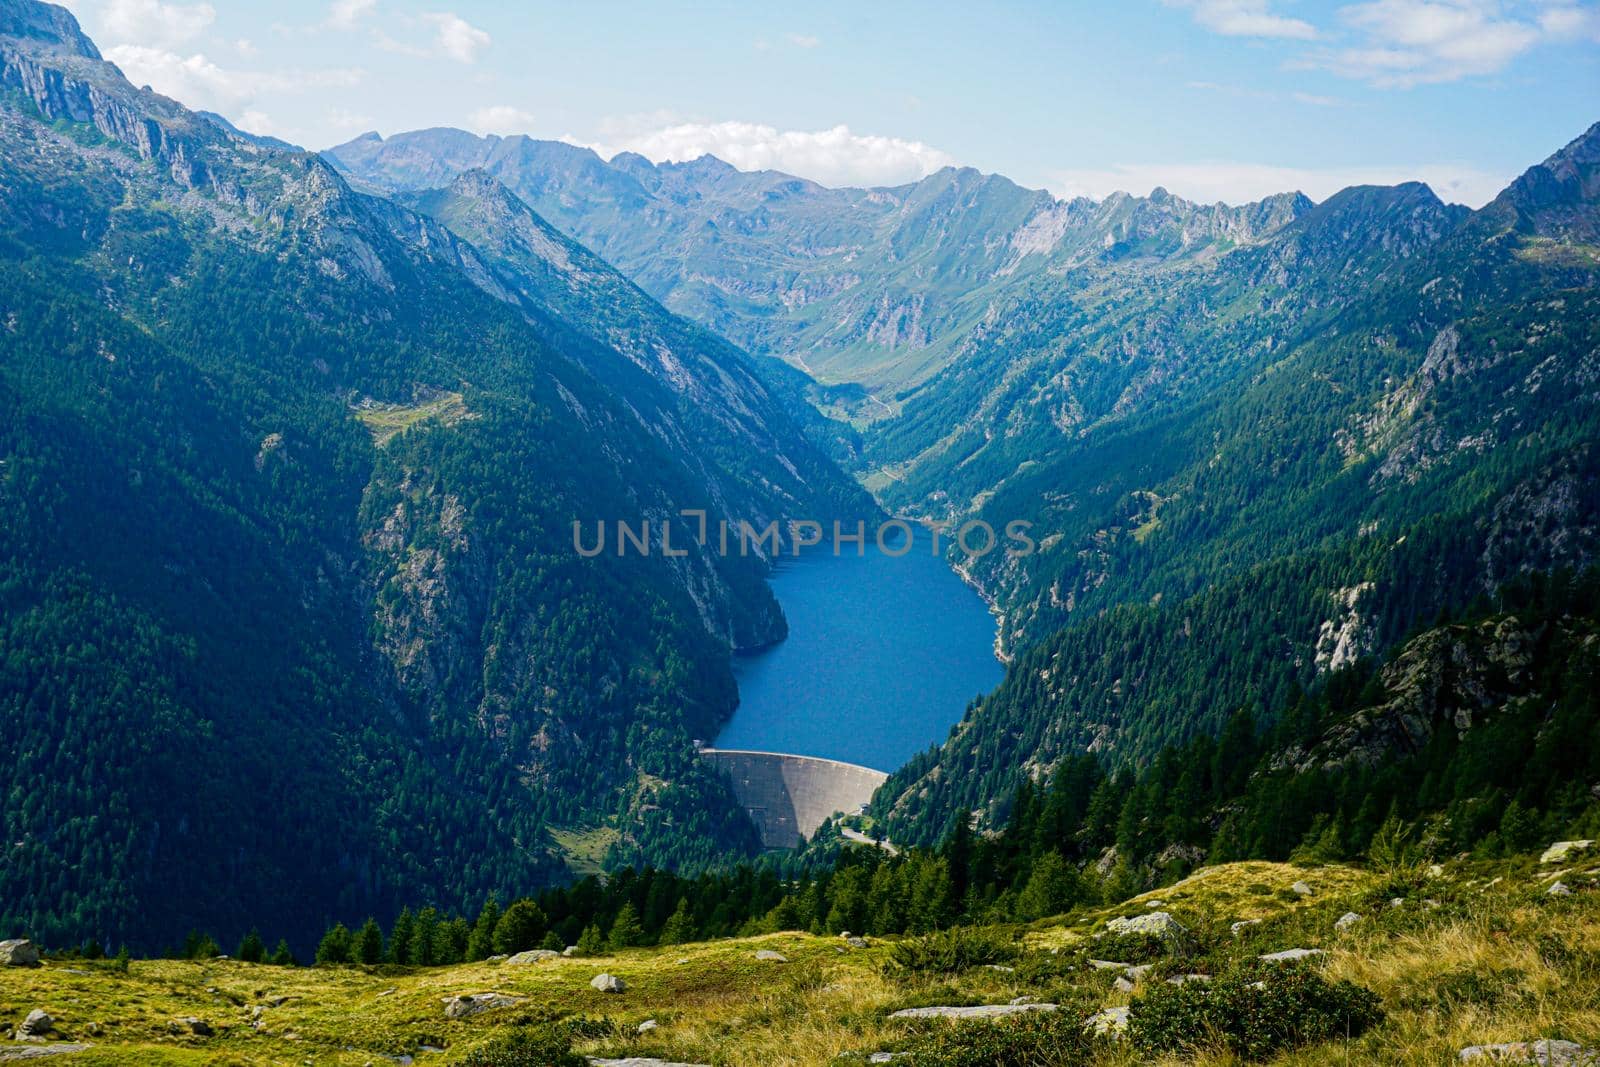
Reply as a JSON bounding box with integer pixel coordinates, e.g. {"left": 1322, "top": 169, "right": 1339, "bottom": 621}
{"left": 1, "top": 859, "right": 1596, "bottom": 1065}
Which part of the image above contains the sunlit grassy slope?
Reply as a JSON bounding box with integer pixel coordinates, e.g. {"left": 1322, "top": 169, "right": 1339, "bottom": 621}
{"left": 2, "top": 858, "right": 1596, "bottom": 1065}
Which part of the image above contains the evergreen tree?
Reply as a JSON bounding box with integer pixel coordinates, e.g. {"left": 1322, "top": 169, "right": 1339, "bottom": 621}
{"left": 492, "top": 900, "right": 548, "bottom": 955}
{"left": 315, "top": 923, "right": 351, "bottom": 965}
{"left": 270, "top": 939, "right": 296, "bottom": 967}
{"left": 466, "top": 896, "right": 501, "bottom": 961}
{"left": 236, "top": 929, "right": 266, "bottom": 964}
{"left": 354, "top": 919, "right": 384, "bottom": 965}
{"left": 607, "top": 902, "right": 644, "bottom": 951}
{"left": 387, "top": 908, "right": 415, "bottom": 965}
{"left": 658, "top": 898, "right": 695, "bottom": 945}
{"left": 539, "top": 930, "right": 565, "bottom": 952}
{"left": 1015, "top": 850, "right": 1080, "bottom": 921}
{"left": 575, "top": 923, "right": 605, "bottom": 956}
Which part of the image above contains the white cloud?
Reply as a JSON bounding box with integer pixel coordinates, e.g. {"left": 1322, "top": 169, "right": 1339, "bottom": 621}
{"left": 423, "top": 12, "right": 490, "bottom": 63}
{"left": 1302, "top": 0, "right": 1597, "bottom": 86}
{"left": 104, "top": 43, "right": 361, "bottom": 113}
{"left": 326, "top": 107, "right": 376, "bottom": 131}
{"left": 98, "top": 0, "right": 216, "bottom": 49}
{"left": 1166, "top": 0, "right": 1319, "bottom": 39}
{"left": 467, "top": 104, "right": 535, "bottom": 136}
{"left": 569, "top": 119, "right": 956, "bottom": 188}
{"left": 1047, "top": 159, "right": 1512, "bottom": 208}
{"left": 326, "top": 0, "right": 377, "bottom": 30}
{"left": 786, "top": 32, "right": 822, "bottom": 47}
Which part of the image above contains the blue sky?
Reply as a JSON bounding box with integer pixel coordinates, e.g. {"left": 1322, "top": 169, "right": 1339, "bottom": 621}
{"left": 58, "top": 0, "right": 1600, "bottom": 206}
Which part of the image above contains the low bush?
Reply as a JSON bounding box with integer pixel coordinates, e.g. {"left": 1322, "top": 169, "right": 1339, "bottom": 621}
{"left": 885, "top": 926, "right": 1020, "bottom": 976}
{"left": 892, "top": 1009, "right": 1096, "bottom": 1066}
{"left": 1089, "top": 930, "right": 1172, "bottom": 964}
{"left": 1127, "top": 962, "right": 1383, "bottom": 1060}
{"left": 453, "top": 1025, "right": 585, "bottom": 1067}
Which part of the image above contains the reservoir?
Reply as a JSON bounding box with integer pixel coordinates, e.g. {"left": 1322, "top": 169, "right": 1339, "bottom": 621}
{"left": 715, "top": 527, "right": 1004, "bottom": 772}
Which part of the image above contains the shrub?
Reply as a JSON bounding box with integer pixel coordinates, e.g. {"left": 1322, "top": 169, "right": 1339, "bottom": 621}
{"left": 892, "top": 1010, "right": 1095, "bottom": 1066}
{"left": 1089, "top": 931, "right": 1170, "bottom": 964}
{"left": 1128, "top": 962, "right": 1383, "bottom": 1060}
{"left": 454, "top": 1026, "right": 584, "bottom": 1067}
{"left": 885, "top": 926, "right": 1019, "bottom": 976}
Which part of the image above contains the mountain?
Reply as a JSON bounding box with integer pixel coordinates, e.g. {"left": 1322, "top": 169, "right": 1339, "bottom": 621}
{"left": 338, "top": 119, "right": 1600, "bottom": 847}
{"left": 327, "top": 130, "right": 1311, "bottom": 401}
{"left": 0, "top": 0, "right": 869, "bottom": 950}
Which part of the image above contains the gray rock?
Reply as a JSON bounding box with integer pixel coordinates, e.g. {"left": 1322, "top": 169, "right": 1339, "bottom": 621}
{"left": 1009, "top": 995, "right": 1039, "bottom": 1005}
{"left": 562, "top": 946, "right": 579, "bottom": 957}
{"left": 1539, "top": 841, "right": 1593, "bottom": 864}
{"left": 1548, "top": 882, "right": 1573, "bottom": 897}
{"left": 845, "top": 937, "right": 869, "bottom": 949}
{"left": 485, "top": 954, "right": 507, "bottom": 963}
{"left": 1230, "top": 919, "right": 1261, "bottom": 936}
{"left": 867, "top": 1055, "right": 906, "bottom": 1064}
{"left": 1113, "top": 976, "right": 1135, "bottom": 993}
{"left": 1104, "top": 911, "right": 1186, "bottom": 941}
{"left": 982, "top": 964, "right": 1015, "bottom": 973}
{"left": 754, "top": 950, "right": 787, "bottom": 963}
{"left": 636, "top": 1019, "right": 657, "bottom": 1034}
{"left": 1085, "top": 1006, "right": 1130, "bottom": 1037}
{"left": 0, "top": 1046, "right": 93, "bottom": 1060}
{"left": 1259, "top": 948, "right": 1326, "bottom": 963}
{"left": 1167, "top": 973, "right": 1212, "bottom": 986}
{"left": 888, "top": 1004, "right": 1058, "bottom": 1020}
{"left": 176, "top": 1017, "right": 212, "bottom": 1036}
{"left": 1335, "top": 911, "right": 1363, "bottom": 932}
{"left": 1087, "top": 958, "right": 1130, "bottom": 971}
{"left": 1458, "top": 1040, "right": 1599, "bottom": 1064}
{"left": 590, "top": 973, "right": 626, "bottom": 994}
{"left": 505, "top": 949, "right": 560, "bottom": 965}
{"left": 17, "top": 1010, "right": 52, "bottom": 1038}
{"left": 442, "top": 992, "right": 522, "bottom": 1018}
{"left": 1123, "top": 963, "right": 1153, "bottom": 981}
{"left": 1389, "top": 897, "right": 1405, "bottom": 909}
{"left": 587, "top": 1060, "right": 710, "bottom": 1067}
{"left": 0, "top": 940, "right": 41, "bottom": 967}
{"left": 1290, "top": 881, "right": 1314, "bottom": 896}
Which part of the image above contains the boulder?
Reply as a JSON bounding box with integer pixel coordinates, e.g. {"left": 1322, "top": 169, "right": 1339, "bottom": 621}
{"left": 754, "top": 950, "right": 787, "bottom": 963}
{"left": 590, "top": 973, "right": 626, "bottom": 994}
{"left": 1230, "top": 919, "right": 1261, "bottom": 936}
{"left": 636, "top": 1019, "right": 658, "bottom": 1034}
{"left": 588, "top": 1059, "right": 711, "bottom": 1067}
{"left": 1087, "top": 958, "right": 1130, "bottom": 971}
{"left": 1389, "top": 897, "right": 1405, "bottom": 909}
{"left": 845, "top": 937, "right": 869, "bottom": 949}
{"left": 1290, "top": 881, "right": 1314, "bottom": 896}
{"left": 1104, "top": 911, "right": 1186, "bottom": 941}
{"left": 1458, "top": 1040, "right": 1599, "bottom": 1064}
{"left": 1167, "top": 974, "right": 1212, "bottom": 986}
{"left": 1124, "top": 963, "right": 1154, "bottom": 981}
{"left": 0, "top": 1044, "right": 93, "bottom": 1058}
{"left": 1009, "top": 995, "right": 1039, "bottom": 1006}
{"left": 889, "top": 1004, "right": 1057, "bottom": 1020}
{"left": 1260, "top": 948, "right": 1326, "bottom": 963}
{"left": 1548, "top": 882, "right": 1573, "bottom": 897}
{"left": 1085, "top": 1006, "right": 1130, "bottom": 1037}
{"left": 1335, "top": 912, "right": 1363, "bottom": 932}
{"left": 17, "top": 1009, "right": 53, "bottom": 1038}
{"left": 1113, "top": 976, "right": 1135, "bottom": 993}
{"left": 1539, "top": 841, "right": 1594, "bottom": 865}
{"left": 505, "top": 949, "right": 560, "bottom": 965}
{"left": 867, "top": 1055, "right": 906, "bottom": 1064}
{"left": 442, "top": 993, "right": 522, "bottom": 1018}
{"left": 0, "top": 940, "right": 41, "bottom": 967}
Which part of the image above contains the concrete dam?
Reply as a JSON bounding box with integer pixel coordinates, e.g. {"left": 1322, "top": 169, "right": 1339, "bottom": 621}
{"left": 698, "top": 748, "right": 889, "bottom": 849}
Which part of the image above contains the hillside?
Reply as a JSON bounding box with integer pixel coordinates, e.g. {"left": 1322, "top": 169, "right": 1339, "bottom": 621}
{"left": 0, "top": 0, "right": 871, "bottom": 952}
{"left": 2, "top": 856, "right": 1596, "bottom": 1065}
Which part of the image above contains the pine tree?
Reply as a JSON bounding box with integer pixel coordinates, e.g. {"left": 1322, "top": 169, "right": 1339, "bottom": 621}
{"left": 575, "top": 923, "right": 605, "bottom": 956}
{"left": 539, "top": 930, "right": 565, "bottom": 952}
{"left": 387, "top": 907, "right": 415, "bottom": 965}
{"left": 1015, "top": 850, "right": 1081, "bottom": 921}
{"left": 466, "top": 896, "right": 501, "bottom": 961}
{"left": 236, "top": 929, "right": 266, "bottom": 964}
{"left": 411, "top": 908, "right": 440, "bottom": 967}
{"left": 492, "top": 900, "right": 548, "bottom": 955}
{"left": 315, "top": 923, "right": 351, "bottom": 965}
{"left": 354, "top": 919, "right": 384, "bottom": 965}
{"left": 658, "top": 898, "right": 695, "bottom": 945}
{"left": 607, "top": 902, "right": 644, "bottom": 952}
{"left": 269, "top": 939, "right": 296, "bottom": 967}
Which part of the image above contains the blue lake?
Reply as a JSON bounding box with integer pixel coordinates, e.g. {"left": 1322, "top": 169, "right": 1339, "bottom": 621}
{"left": 715, "top": 528, "right": 1004, "bottom": 772}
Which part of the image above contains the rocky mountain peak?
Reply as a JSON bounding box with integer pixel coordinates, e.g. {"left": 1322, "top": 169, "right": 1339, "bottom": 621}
{"left": 0, "top": 0, "right": 99, "bottom": 59}
{"left": 1479, "top": 120, "right": 1600, "bottom": 241}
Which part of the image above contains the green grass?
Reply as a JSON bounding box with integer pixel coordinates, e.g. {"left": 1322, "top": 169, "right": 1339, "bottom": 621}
{"left": 3, "top": 858, "right": 1596, "bottom": 1065}
{"left": 353, "top": 391, "right": 470, "bottom": 445}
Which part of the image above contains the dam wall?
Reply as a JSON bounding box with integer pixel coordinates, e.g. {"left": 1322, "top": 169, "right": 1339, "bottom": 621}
{"left": 699, "top": 748, "right": 889, "bottom": 849}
